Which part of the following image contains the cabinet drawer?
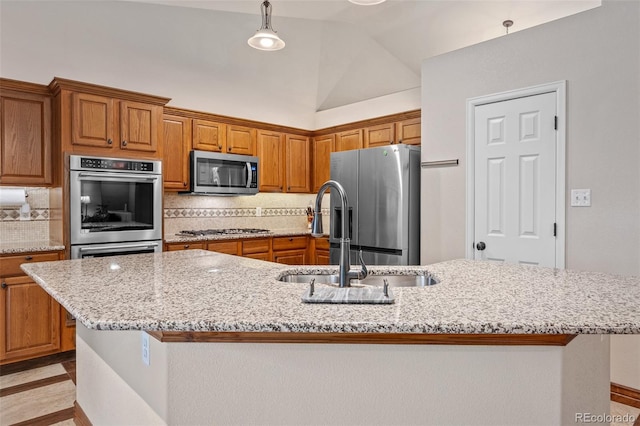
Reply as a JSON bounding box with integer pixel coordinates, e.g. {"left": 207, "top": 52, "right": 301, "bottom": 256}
{"left": 242, "top": 238, "right": 271, "bottom": 255}
{"left": 207, "top": 240, "right": 239, "bottom": 255}
{"left": 272, "top": 236, "right": 308, "bottom": 251}
{"left": 314, "top": 237, "right": 330, "bottom": 250}
{"left": 165, "top": 242, "right": 205, "bottom": 251}
{"left": 0, "top": 252, "right": 61, "bottom": 278}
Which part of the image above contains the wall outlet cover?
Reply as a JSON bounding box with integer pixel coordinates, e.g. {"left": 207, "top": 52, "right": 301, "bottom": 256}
{"left": 142, "top": 332, "right": 150, "bottom": 366}
{"left": 571, "top": 189, "right": 591, "bottom": 207}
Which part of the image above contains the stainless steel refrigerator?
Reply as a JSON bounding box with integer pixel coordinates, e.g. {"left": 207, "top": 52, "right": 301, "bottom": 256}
{"left": 329, "top": 144, "right": 420, "bottom": 265}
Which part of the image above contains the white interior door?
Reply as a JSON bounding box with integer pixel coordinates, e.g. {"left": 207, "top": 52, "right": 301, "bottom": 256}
{"left": 473, "top": 92, "right": 557, "bottom": 266}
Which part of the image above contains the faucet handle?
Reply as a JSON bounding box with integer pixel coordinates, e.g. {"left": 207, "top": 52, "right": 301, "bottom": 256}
{"left": 358, "top": 250, "right": 368, "bottom": 279}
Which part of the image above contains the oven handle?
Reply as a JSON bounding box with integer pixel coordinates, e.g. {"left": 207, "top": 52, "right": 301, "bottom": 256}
{"left": 77, "top": 172, "right": 160, "bottom": 182}
{"left": 77, "top": 242, "right": 160, "bottom": 254}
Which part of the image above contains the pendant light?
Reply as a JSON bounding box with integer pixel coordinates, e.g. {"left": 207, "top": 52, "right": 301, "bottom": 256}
{"left": 348, "top": 0, "right": 386, "bottom": 5}
{"left": 248, "top": 1, "right": 285, "bottom": 51}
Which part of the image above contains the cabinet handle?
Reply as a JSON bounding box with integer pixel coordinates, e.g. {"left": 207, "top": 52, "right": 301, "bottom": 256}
{"left": 1, "top": 282, "right": 6, "bottom": 289}
{"left": 122, "top": 140, "right": 128, "bottom": 147}
{"left": 25, "top": 255, "right": 33, "bottom": 261}
{"left": 107, "top": 138, "right": 113, "bottom": 145}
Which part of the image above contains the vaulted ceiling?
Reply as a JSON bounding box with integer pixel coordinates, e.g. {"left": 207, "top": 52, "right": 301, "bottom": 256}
{"left": 121, "top": 0, "right": 600, "bottom": 111}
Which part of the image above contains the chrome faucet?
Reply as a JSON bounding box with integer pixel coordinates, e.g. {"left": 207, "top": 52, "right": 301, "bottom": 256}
{"left": 311, "top": 180, "right": 367, "bottom": 288}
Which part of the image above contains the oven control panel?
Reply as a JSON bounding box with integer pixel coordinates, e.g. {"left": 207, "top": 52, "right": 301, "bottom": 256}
{"left": 70, "top": 155, "right": 162, "bottom": 174}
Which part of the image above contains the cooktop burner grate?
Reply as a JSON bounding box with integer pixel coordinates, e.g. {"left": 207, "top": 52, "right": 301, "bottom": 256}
{"left": 177, "top": 228, "right": 271, "bottom": 236}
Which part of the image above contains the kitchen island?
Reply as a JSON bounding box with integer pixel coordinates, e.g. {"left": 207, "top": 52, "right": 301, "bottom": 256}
{"left": 22, "top": 250, "right": 640, "bottom": 425}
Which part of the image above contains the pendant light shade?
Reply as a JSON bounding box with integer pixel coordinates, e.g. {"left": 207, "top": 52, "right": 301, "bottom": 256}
{"left": 348, "top": 0, "right": 386, "bottom": 5}
{"left": 248, "top": 1, "right": 285, "bottom": 51}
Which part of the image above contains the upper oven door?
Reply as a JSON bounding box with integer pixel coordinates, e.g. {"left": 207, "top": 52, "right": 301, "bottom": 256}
{"left": 70, "top": 169, "right": 162, "bottom": 245}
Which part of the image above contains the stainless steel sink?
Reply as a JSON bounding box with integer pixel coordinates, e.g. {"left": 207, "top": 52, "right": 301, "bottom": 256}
{"left": 278, "top": 273, "right": 438, "bottom": 287}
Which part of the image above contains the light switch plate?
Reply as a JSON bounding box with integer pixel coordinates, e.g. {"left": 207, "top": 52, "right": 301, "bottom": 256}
{"left": 571, "top": 189, "right": 591, "bottom": 207}
{"left": 142, "top": 332, "right": 150, "bottom": 366}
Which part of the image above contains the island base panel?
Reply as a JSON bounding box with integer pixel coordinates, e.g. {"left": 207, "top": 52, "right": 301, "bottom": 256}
{"left": 76, "top": 325, "right": 610, "bottom": 425}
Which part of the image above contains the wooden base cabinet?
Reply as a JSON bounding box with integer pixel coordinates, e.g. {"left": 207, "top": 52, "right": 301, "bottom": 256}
{"left": 0, "top": 250, "right": 65, "bottom": 364}
{"left": 273, "top": 236, "right": 308, "bottom": 265}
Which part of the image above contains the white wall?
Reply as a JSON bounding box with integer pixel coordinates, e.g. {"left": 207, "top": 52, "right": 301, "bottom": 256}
{"left": 420, "top": 0, "right": 640, "bottom": 389}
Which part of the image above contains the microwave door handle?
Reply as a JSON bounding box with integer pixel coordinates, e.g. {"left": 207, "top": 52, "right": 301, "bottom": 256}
{"left": 77, "top": 172, "right": 159, "bottom": 182}
{"left": 246, "top": 162, "right": 252, "bottom": 188}
{"left": 78, "top": 242, "right": 160, "bottom": 255}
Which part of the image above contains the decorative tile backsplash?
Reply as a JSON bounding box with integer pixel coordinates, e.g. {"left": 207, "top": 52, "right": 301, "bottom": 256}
{"left": 164, "top": 207, "right": 328, "bottom": 219}
{"left": 0, "top": 187, "right": 52, "bottom": 242}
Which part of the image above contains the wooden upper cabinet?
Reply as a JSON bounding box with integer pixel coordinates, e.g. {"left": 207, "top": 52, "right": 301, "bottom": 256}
{"left": 312, "top": 134, "right": 334, "bottom": 192}
{"left": 192, "top": 119, "right": 226, "bottom": 152}
{"left": 335, "top": 129, "right": 363, "bottom": 152}
{"left": 0, "top": 88, "right": 52, "bottom": 185}
{"left": 71, "top": 92, "right": 115, "bottom": 149}
{"left": 256, "top": 130, "right": 284, "bottom": 192}
{"left": 396, "top": 117, "right": 421, "bottom": 145}
{"left": 163, "top": 114, "right": 191, "bottom": 191}
{"left": 227, "top": 125, "right": 256, "bottom": 156}
{"left": 285, "top": 134, "right": 310, "bottom": 193}
{"left": 364, "top": 123, "right": 395, "bottom": 148}
{"left": 120, "top": 101, "right": 161, "bottom": 153}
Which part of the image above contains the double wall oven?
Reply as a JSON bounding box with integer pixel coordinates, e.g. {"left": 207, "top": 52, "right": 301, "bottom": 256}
{"left": 69, "top": 155, "right": 163, "bottom": 259}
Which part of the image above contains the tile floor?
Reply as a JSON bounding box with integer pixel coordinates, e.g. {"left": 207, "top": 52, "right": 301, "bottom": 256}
{"left": 0, "top": 355, "right": 639, "bottom": 425}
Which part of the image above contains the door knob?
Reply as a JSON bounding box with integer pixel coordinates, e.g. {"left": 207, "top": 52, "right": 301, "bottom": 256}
{"left": 476, "top": 241, "right": 486, "bottom": 251}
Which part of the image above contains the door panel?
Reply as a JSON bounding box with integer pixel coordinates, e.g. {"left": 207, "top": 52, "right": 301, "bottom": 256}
{"left": 474, "top": 92, "right": 557, "bottom": 266}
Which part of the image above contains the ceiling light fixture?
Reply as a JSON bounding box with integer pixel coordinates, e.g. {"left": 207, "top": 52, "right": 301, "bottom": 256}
{"left": 248, "top": 1, "right": 285, "bottom": 51}
{"left": 503, "top": 19, "right": 514, "bottom": 34}
{"left": 348, "top": 0, "right": 386, "bottom": 5}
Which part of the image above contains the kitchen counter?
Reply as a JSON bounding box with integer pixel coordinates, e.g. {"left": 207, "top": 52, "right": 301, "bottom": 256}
{"left": 163, "top": 227, "right": 319, "bottom": 243}
{"left": 22, "top": 250, "right": 632, "bottom": 425}
{"left": 21, "top": 249, "right": 640, "bottom": 335}
{"left": 0, "top": 240, "right": 65, "bottom": 255}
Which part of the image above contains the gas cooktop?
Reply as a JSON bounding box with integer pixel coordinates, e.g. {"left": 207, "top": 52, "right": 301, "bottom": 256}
{"left": 177, "top": 228, "right": 271, "bottom": 237}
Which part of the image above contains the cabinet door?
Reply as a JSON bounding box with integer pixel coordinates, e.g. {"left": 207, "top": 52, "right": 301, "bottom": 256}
{"left": 285, "top": 134, "right": 310, "bottom": 193}
{"left": 256, "top": 130, "right": 284, "bottom": 192}
{"left": 0, "top": 90, "right": 52, "bottom": 185}
{"left": 0, "top": 275, "right": 60, "bottom": 363}
{"left": 120, "top": 101, "right": 161, "bottom": 153}
{"left": 193, "top": 119, "right": 226, "bottom": 152}
{"left": 335, "top": 129, "right": 363, "bottom": 152}
{"left": 163, "top": 115, "right": 191, "bottom": 191}
{"left": 364, "top": 123, "right": 395, "bottom": 148}
{"left": 312, "top": 134, "right": 334, "bottom": 192}
{"left": 396, "top": 117, "right": 421, "bottom": 145}
{"left": 71, "top": 92, "right": 115, "bottom": 149}
{"left": 227, "top": 125, "right": 256, "bottom": 156}
{"left": 273, "top": 249, "right": 307, "bottom": 265}
{"left": 314, "top": 250, "right": 330, "bottom": 265}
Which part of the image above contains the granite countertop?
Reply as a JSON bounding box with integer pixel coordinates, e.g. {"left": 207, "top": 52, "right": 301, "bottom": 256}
{"left": 21, "top": 250, "right": 640, "bottom": 335}
{"left": 0, "top": 240, "right": 65, "bottom": 255}
{"left": 164, "top": 228, "right": 322, "bottom": 243}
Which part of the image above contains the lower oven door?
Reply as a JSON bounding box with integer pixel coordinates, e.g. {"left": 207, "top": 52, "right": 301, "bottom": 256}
{"left": 71, "top": 240, "right": 162, "bottom": 259}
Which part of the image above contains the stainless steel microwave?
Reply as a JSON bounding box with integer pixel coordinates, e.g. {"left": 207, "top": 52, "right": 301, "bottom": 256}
{"left": 187, "top": 150, "right": 259, "bottom": 195}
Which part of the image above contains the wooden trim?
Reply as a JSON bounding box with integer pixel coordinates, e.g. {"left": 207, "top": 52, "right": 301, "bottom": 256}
{"left": 48, "top": 77, "right": 170, "bottom": 106}
{"left": 163, "top": 105, "right": 312, "bottom": 137}
{"left": 146, "top": 331, "right": 577, "bottom": 346}
{"left": 611, "top": 383, "right": 640, "bottom": 409}
{"left": 0, "top": 373, "right": 70, "bottom": 397}
{"left": 75, "top": 401, "right": 93, "bottom": 426}
{"left": 0, "top": 78, "right": 52, "bottom": 96}
{"left": 11, "top": 407, "right": 75, "bottom": 426}
{"left": 312, "top": 109, "right": 421, "bottom": 137}
{"left": 0, "top": 349, "right": 75, "bottom": 373}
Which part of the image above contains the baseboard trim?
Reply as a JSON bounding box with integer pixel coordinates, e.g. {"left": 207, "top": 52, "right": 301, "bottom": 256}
{"left": 75, "top": 401, "right": 93, "bottom": 426}
{"left": 0, "top": 350, "right": 75, "bottom": 375}
{"left": 611, "top": 382, "right": 640, "bottom": 409}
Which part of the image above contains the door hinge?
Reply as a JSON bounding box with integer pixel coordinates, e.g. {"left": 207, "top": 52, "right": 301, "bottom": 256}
{"left": 554, "top": 116, "right": 558, "bottom": 130}
{"left": 553, "top": 222, "right": 557, "bottom": 237}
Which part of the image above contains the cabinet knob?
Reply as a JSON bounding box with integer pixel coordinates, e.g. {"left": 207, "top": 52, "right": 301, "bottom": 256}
{"left": 287, "top": 186, "right": 290, "bottom": 191}
{"left": 228, "top": 147, "right": 231, "bottom": 152}
{"left": 25, "top": 255, "right": 33, "bottom": 261}
{"left": 184, "top": 244, "right": 190, "bottom": 249}
{"left": 183, "top": 182, "right": 187, "bottom": 187}
{"left": 398, "top": 140, "right": 403, "bottom": 144}
{"left": 218, "top": 144, "right": 222, "bottom": 149}
{"left": 122, "top": 140, "right": 128, "bottom": 147}
{"left": 1, "top": 282, "right": 6, "bottom": 289}
{"left": 390, "top": 140, "right": 394, "bottom": 144}
{"left": 107, "top": 138, "right": 113, "bottom": 145}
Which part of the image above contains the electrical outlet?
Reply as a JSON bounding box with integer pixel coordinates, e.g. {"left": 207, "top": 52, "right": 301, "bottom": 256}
{"left": 571, "top": 189, "right": 591, "bottom": 207}
{"left": 256, "top": 207, "right": 262, "bottom": 217}
{"left": 142, "top": 332, "right": 150, "bottom": 366}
